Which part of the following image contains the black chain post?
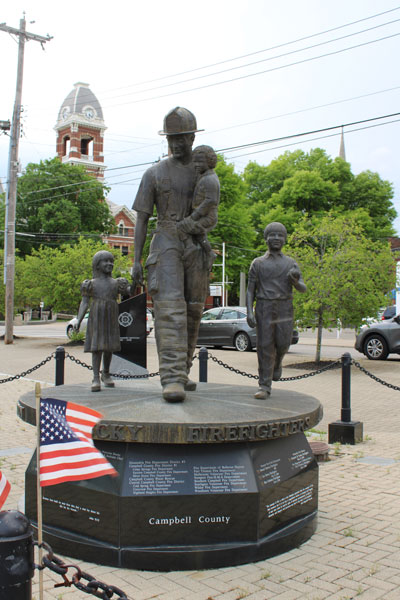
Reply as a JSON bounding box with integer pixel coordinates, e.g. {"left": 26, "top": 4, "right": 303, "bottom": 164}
{"left": 55, "top": 346, "right": 65, "bottom": 386}
{"left": 0, "top": 511, "right": 34, "bottom": 600}
{"left": 328, "top": 352, "right": 363, "bottom": 445}
{"left": 341, "top": 352, "right": 351, "bottom": 422}
{"left": 199, "top": 347, "right": 208, "bottom": 382}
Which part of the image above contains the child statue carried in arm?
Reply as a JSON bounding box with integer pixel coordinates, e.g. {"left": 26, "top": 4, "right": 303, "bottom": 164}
{"left": 177, "top": 145, "right": 220, "bottom": 270}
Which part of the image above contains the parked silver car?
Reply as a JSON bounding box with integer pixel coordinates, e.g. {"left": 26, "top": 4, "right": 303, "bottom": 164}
{"left": 197, "top": 307, "right": 299, "bottom": 352}
{"left": 355, "top": 314, "right": 400, "bottom": 360}
{"left": 66, "top": 312, "right": 89, "bottom": 338}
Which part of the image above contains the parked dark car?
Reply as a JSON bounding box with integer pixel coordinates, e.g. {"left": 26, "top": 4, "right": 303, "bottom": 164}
{"left": 381, "top": 305, "right": 396, "bottom": 320}
{"left": 197, "top": 307, "right": 299, "bottom": 352}
{"left": 355, "top": 314, "right": 400, "bottom": 360}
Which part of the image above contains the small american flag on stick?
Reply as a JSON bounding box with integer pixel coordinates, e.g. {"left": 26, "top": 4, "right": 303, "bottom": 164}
{"left": 0, "top": 470, "right": 11, "bottom": 509}
{"left": 39, "top": 398, "right": 117, "bottom": 487}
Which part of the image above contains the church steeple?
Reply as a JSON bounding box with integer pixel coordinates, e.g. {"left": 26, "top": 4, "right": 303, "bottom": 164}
{"left": 54, "top": 82, "right": 106, "bottom": 179}
{"left": 339, "top": 126, "right": 346, "bottom": 161}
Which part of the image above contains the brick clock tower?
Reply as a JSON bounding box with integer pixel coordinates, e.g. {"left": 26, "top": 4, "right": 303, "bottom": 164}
{"left": 54, "top": 82, "right": 136, "bottom": 257}
{"left": 55, "top": 82, "right": 106, "bottom": 179}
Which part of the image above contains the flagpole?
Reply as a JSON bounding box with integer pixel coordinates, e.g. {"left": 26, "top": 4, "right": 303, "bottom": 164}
{"left": 35, "top": 382, "right": 44, "bottom": 600}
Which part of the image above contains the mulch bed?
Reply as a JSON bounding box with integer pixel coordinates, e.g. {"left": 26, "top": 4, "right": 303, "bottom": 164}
{"left": 285, "top": 360, "right": 341, "bottom": 370}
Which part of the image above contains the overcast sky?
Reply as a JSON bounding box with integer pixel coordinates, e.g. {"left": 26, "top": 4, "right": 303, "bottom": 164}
{"left": 1, "top": 0, "right": 399, "bottom": 233}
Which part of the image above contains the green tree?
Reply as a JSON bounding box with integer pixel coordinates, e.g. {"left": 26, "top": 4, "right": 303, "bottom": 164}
{"left": 208, "top": 155, "right": 255, "bottom": 303}
{"left": 0, "top": 249, "right": 26, "bottom": 318}
{"left": 18, "top": 238, "right": 132, "bottom": 313}
{"left": 243, "top": 149, "right": 396, "bottom": 246}
{"left": 286, "top": 215, "right": 395, "bottom": 362}
{"left": 15, "top": 158, "right": 115, "bottom": 255}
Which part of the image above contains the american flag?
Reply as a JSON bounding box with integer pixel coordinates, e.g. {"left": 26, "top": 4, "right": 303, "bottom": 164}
{"left": 0, "top": 470, "right": 11, "bottom": 509}
{"left": 39, "top": 398, "right": 117, "bottom": 487}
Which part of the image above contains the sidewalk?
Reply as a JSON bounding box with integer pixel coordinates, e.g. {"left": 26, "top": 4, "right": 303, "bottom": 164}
{"left": 297, "top": 328, "right": 356, "bottom": 348}
{"left": 0, "top": 337, "right": 399, "bottom": 599}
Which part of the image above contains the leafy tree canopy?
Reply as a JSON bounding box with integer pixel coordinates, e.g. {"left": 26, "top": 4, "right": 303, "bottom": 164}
{"left": 243, "top": 148, "right": 396, "bottom": 247}
{"left": 209, "top": 156, "right": 256, "bottom": 303}
{"left": 18, "top": 238, "right": 132, "bottom": 313}
{"left": 15, "top": 158, "right": 115, "bottom": 255}
{"left": 286, "top": 214, "right": 396, "bottom": 362}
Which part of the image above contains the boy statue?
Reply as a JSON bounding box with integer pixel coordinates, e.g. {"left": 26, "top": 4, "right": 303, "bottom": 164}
{"left": 246, "top": 222, "right": 306, "bottom": 399}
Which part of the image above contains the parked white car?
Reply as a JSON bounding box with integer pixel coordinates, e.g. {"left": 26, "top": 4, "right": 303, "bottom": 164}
{"left": 66, "top": 309, "right": 153, "bottom": 338}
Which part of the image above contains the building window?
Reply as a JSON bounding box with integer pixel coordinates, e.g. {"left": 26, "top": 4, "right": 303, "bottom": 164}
{"left": 113, "top": 245, "right": 120, "bottom": 251}
{"left": 118, "top": 222, "right": 124, "bottom": 236}
{"left": 81, "top": 137, "right": 93, "bottom": 156}
{"left": 63, "top": 136, "right": 70, "bottom": 156}
{"left": 122, "top": 246, "right": 129, "bottom": 256}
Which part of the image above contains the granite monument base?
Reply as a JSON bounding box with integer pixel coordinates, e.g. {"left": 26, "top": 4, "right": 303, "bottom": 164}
{"left": 19, "top": 382, "right": 322, "bottom": 571}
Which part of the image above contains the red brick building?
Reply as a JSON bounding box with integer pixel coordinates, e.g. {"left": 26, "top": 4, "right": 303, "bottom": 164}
{"left": 102, "top": 200, "right": 135, "bottom": 257}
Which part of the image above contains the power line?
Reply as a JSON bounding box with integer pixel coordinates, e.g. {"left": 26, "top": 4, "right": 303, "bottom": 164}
{"left": 9, "top": 110, "right": 400, "bottom": 201}
{"left": 98, "top": 17, "right": 400, "bottom": 102}
{"left": 20, "top": 8, "right": 400, "bottom": 116}
{"left": 2, "top": 84, "right": 398, "bottom": 176}
{"left": 16, "top": 175, "right": 144, "bottom": 207}
{"left": 217, "top": 111, "right": 400, "bottom": 154}
{"left": 19, "top": 161, "right": 153, "bottom": 198}
{"left": 99, "top": 32, "right": 400, "bottom": 108}
{"left": 13, "top": 231, "right": 104, "bottom": 239}
{"left": 205, "top": 85, "right": 400, "bottom": 135}
{"left": 225, "top": 118, "right": 400, "bottom": 160}
{"left": 96, "top": 6, "right": 400, "bottom": 94}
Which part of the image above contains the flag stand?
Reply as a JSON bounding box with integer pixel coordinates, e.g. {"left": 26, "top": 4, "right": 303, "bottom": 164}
{"left": 35, "top": 382, "right": 44, "bottom": 600}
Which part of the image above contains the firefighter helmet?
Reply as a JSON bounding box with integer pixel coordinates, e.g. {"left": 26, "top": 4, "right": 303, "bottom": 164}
{"left": 158, "top": 107, "right": 203, "bottom": 136}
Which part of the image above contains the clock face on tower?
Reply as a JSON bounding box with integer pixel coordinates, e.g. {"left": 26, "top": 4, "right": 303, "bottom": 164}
{"left": 84, "top": 107, "right": 95, "bottom": 120}
{"left": 61, "top": 107, "right": 70, "bottom": 121}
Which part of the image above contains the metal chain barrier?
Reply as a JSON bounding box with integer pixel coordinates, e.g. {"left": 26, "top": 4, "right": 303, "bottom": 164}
{"left": 0, "top": 353, "right": 55, "bottom": 384}
{"left": 65, "top": 352, "right": 160, "bottom": 379}
{"left": 34, "top": 541, "right": 129, "bottom": 599}
{"left": 110, "top": 371, "right": 160, "bottom": 380}
{"left": 206, "top": 351, "right": 341, "bottom": 381}
{"left": 2, "top": 349, "right": 399, "bottom": 390}
{"left": 64, "top": 351, "right": 92, "bottom": 371}
{"left": 351, "top": 358, "right": 400, "bottom": 391}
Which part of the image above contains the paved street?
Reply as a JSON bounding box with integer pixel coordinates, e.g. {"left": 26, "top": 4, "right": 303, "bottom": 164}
{"left": 1, "top": 319, "right": 366, "bottom": 360}
{"left": 0, "top": 331, "right": 399, "bottom": 599}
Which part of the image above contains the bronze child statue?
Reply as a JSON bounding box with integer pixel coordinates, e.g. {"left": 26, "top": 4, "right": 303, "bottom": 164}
{"left": 75, "top": 250, "right": 131, "bottom": 392}
{"left": 246, "top": 222, "right": 306, "bottom": 399}
{"left": 177, "top": 144, "right": 220, "bottom": 270}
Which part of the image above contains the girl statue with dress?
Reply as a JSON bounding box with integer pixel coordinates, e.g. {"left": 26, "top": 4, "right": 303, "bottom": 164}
{"left": 75, "top": 250, "right": 132, "bottom": 392}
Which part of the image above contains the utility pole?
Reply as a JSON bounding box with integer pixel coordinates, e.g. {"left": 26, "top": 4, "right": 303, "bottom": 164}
{"left": 1, "top": 15, "right": 52, "bottom": 343}
{"left": 213, "top": 242, "right": 227, "bottom": 307}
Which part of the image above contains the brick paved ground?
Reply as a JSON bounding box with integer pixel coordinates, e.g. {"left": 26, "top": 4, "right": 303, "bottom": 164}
{"left": 0, "top": 334, "right": 399, "bottom": 599}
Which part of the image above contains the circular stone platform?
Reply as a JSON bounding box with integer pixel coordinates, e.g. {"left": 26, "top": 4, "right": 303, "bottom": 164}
{"left": 18, "top": 380, "right": 323, "bottom": 444}
{"left": 20, "top": 382, "right": 323, "bottom": 570}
